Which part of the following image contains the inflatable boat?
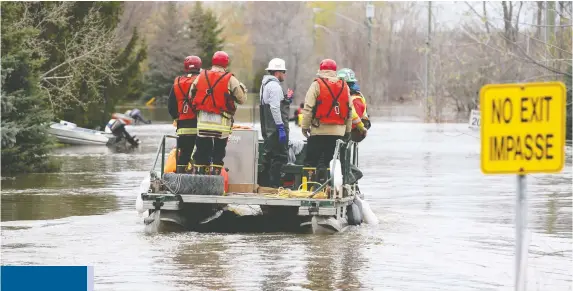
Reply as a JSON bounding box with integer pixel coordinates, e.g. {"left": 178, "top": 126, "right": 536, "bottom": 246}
{"left": 48, "top": 120, "right": 112, "bottom": 146}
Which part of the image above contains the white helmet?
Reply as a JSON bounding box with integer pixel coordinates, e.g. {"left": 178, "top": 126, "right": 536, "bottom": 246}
{"left": 266, "top": 58, "right": 287, "bottom": 71}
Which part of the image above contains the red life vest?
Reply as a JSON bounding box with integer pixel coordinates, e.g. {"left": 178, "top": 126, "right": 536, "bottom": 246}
{"left": 314, "top": 78, "right": 350, "bottom": 125}
{"left": 192, "top": 70, "right": 235, "bottom": 115}
{"left": 174, "top": 74, "right": 198, "bottom": 120}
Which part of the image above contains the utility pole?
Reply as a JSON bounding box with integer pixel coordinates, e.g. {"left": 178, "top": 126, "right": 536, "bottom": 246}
{"left": 545, "top": 1, "right": 556, "bottom": 79}
{"left": 366, "top": 2, "right": 374, "bottom": 100}
{"left": 544, "top": 1, "right": 548, "bottom": 78}
{"left": 312, "top": 10, "right": 316, "bottom": 55}
{"left": 424, "top": 1, "right": 432, "bottom": 122}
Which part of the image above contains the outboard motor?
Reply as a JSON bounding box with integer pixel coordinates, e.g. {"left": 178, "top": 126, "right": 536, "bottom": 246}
{"left": 106, "top": 118, "right": 140, "bottom": 151}
{"left": 128, "top": 108, "right": 151, "bottom": 124}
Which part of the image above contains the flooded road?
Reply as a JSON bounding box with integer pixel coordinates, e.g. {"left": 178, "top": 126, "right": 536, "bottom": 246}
{"left": 2, "top": 107, "right": 571, "bottom": 291}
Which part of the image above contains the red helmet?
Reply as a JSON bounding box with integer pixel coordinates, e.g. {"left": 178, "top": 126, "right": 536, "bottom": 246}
{"left": 319, "top": 59, "right": 337, "bottom": 71}
{"left": 184, "top": 56, "right": 202, "bottom": 72}
{"left": 212, "top": 51, "right": 229, "bottom": 68}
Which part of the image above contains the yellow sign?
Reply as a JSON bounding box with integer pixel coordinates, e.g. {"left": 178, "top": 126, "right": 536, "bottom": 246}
{"left": 145, "top": 97, "right": 156, "bottom": 107}
{"left": 480, "top": 82, "right": 566, "bottom": 174}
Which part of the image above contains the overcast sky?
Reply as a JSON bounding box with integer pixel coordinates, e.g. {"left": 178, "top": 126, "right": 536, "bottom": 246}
{"left": 430, "top": 1, "right": 553, "bottom": 31}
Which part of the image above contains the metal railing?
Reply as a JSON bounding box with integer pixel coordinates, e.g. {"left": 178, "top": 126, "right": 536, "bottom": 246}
{"left": 150, "top": 134, "right": 178, "bottom": 180}
{"left": 149, "top": 134, "right": 360, "bottom": 199}
{"left": 329, "top": 139, "right": 358, "bottom": 199}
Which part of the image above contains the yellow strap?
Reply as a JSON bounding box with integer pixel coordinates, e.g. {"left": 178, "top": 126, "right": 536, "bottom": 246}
{"left": 177, "top": 128, "right": 197, "bottom": 135}
{"left": 262, "top": 187, "right": 328, "bottom": 199}
{"left": 197, "top": 112, "right": 232, "bottom": 133}
{"left": 197, "top": 124, "right": 232, "bottom": 133}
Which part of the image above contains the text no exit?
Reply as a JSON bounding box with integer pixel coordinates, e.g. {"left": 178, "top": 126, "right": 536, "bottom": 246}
{"left": 480, "top": 82, "right": 566, "bottom": 175}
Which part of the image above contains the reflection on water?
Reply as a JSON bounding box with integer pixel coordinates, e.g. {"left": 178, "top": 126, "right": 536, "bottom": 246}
{"left": 172, "top": 234, "right": 232, "bottom": 290}
{"left": 1, "top": 113, "right": 571, "bottom": 291}
{"left": 1, "top": 194, "right": 119, "bottom": 221}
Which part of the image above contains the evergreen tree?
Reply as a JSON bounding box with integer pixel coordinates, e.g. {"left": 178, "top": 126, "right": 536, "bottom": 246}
{"left": 144, "top": 3, "right": 189, "bottom": 99}
{"left": 98, "top": 27, "right": 148, "bottom": 126}
{"left": 0, "top": 2, "right": 148, "bottom": 175}
{"left": 188, "top": 2, "right": 225, "bottom": 68}
{"left": 1, "top": 2, "right": 59, "bottom": 175}
{"left": 33, "top": 1, "right": 123, "bottom": 128}
{"left": 144, "top": 3, "right": 226, "bottom": 100}
{"left": 22, "top": 2, "right": 147, "bottom": 129}
{"left": 124, "top": 34, "right": 148, "bottom": 101}
{"left": 251, "top": 66, "right": 267, "bottom": 94}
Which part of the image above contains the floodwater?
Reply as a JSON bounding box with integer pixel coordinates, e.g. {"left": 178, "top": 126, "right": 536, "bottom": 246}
{"left": 2, "top": 106, "right": 571, "bottom": 291}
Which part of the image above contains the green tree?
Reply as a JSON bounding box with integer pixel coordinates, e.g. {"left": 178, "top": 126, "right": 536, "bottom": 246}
{"left": 1, "top": 2, "right": 59, "bottom": 175}
{"left": 187, "top": 2, "right": 225, "bottom": 68}
{"left": 144, "top": 2, "right": 188, "bottom": 99}
{"left": 251, "top": 66, "right": 267, "bottom": 94}
{"left": 30, "top": 2, "right": 121, "bottom": 128}
{"left": 143, "top": 3, "right": 226, "bottom": 101}
{"left": 23, "top": 2, "right": 146, "bottom": 129}
{"left": 97, "top": 27, "right": 148, "bottom": 127}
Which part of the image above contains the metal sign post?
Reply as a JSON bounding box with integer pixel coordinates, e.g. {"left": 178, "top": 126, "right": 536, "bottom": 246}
{"left": 479, "top": 81, "right": 566, "bottom": 291}
{"left": 468, "top": 109, "right": 480, "bottom": 130}
{"left": 515, "top": 173, "right": 527, "bottom": 291}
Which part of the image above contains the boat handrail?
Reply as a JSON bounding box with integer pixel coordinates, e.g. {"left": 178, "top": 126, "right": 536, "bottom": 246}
{"left": 329, "top": 139, "right": 357, "bottom": 199}
{"left": 149, "top": 134, "right": 360, "bottom": 196}
{"left": 150, "top": 134, "right": 178, "bottom": 179}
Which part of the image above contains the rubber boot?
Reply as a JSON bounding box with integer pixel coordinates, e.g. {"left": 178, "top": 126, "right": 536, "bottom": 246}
{"left": 190, "top": 164, "right": 207, "bottom": 175}
{"left": 269, "top": 163, "right": 283, "bottom": 188}
{"left": 316, "top": 165, "right": 328, "bottom": 186}
{"left": 176, "top": 165, "right": 187, "bottom": 174}
{"left": 209, "top": 164, "right": 223, "bottom": 176}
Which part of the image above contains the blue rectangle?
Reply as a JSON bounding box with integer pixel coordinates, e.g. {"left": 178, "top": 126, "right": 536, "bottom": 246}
{"left": 1, "top": 266, "right": 94, "bottom": 291}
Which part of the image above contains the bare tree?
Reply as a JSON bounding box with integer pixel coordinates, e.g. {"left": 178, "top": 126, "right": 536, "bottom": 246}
{"left": 243, "top": 1, "right": 314, "bottom": 103}
{"left": 15, "top": 2, "right": 119, "bottom": 112}
{"left": 116, "top": 2, "right": 159, "bottom": 45}
{"left": 154, "top": 1, "right": 570, "bottom": 120}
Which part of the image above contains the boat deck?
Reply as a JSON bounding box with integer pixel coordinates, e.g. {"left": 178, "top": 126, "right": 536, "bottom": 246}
{"left": 141, "top": 192, "right": 355, "bottom": 216}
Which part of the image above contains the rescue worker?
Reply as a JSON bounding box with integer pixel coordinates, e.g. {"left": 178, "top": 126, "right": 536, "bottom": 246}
{"left": 168, "top": 55, "right": 202, "bottom": 173}
{"left": 292, "top": 102, "right": 304, "bottom": 126}
{"left": 337, "top": 68, "right": 369, "bottom": 142}
{"left": 190, "top": 51, "right": 247, "bottom": 175}
{"left": 259, "top": 58, "right": 289, "bottom": 188}
{"left": 301, "top": 59, "right": 352, "bottom": 168}
{"left": 128, "top": 108, "right": 151, "bottom": 124}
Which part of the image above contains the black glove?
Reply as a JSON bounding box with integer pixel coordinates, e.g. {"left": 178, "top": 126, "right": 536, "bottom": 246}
{"left": 343, "top": 132, "right": 351, "bottom": 141}
{"left": 362, "top": 119, "right": 371, "bottom": 130}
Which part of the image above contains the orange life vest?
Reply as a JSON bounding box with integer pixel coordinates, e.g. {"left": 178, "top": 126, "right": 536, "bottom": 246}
{"left": 192, "top": 70, "right": 235, "bottom": 115}
{"left": 174, "top": 74, "right": 198, "bottom": 120}
{"left": 352, "top": 95, "right": 366, "bottom": 118}
{"left": 313, "top": 78, "right": 350, "bottom": 125}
